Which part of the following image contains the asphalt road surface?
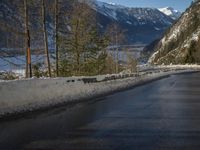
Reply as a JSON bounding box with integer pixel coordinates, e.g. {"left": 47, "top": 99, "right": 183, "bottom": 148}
{"left": 1, "top": 72, "right": 200, "bottom": 150}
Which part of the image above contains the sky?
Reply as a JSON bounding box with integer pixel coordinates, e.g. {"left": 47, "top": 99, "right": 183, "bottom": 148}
{"left": 98, "top": 0, "right": 193, "bottom": 12}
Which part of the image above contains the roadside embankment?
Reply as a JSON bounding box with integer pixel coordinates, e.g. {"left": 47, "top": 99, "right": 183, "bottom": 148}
{"left": 0, "top": 65, "right": 199, "bottom": 118}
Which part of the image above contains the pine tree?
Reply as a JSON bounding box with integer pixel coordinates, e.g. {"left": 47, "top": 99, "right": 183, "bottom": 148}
{"left": 60, "top": 2, "right": 108, "bottom": 76}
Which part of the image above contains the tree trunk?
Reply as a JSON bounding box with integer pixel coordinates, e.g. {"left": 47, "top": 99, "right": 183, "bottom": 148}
{"left": 42, "top": 0, "right": 51, "bottom": 77}
{"left": 24, "top": 0, "right": 32, "bottom": 78}
{"left": 115, "top": 32, "right": 119, "bottom": 74}
{"left": 75, "top": 19, "right": 80, "bottom": 75}
{"left": 55, "top": 0, "right": 59, "bottom": 76}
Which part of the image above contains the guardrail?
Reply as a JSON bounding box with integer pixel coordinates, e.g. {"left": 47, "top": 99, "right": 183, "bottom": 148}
{"left": 72, "top": 67, "right": 199, "bottom": 84}
{"left": 64, "top": 73, "right": 140, "bottom": 84}
{"left": 63, "top": 68, "right": 173, "bottom": 84}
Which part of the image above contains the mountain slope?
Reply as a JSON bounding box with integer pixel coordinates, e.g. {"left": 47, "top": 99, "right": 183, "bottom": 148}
{"left": 0, "top": 0, "right": 55, "bottom": 52}
{"left": 0, "top": 0, "right": 175, "bottom": 53}
{"left": 149, "top": 0, "right": 200, "bottom": 65}
{"left": 87, "top": 0, "right": 174, "bottom": 44}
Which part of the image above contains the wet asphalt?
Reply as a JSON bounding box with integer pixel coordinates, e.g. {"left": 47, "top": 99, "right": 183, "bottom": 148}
{"left": 0, "top": 72, "right": 200, "bottom": 150}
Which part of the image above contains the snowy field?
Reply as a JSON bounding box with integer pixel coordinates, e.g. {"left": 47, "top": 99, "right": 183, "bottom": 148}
{"left": 0, "top": 65, "right": 199, "bottom": 118}
{"left": 0, "top": 55, "right": 49, "bottom": 78}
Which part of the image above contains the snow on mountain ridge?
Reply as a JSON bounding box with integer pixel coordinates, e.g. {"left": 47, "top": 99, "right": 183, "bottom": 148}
{"left": 108, "top": 2, "right": 116, "bottom": 5}
{"left": 86, "top": 0, "right": 125, "bottom": 20}
{"left": 93, "top": 0, "right": 126, "bottom": 10}
{"left": 83, "top": 0, "right": 175, "bottom": 44}
{"left": 158, "top": 7, "right": 181, "bottom": 20}
{"left": 92, "top": 0, "right": 181, "bottom": 21}
{"left": 87, "top": 0, "right": 179, "bottom": 24}
{"left": 88, "top": 0, "right": 174, "bottom": 23}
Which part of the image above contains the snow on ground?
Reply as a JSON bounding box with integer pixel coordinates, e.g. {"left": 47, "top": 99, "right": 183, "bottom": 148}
{"left": 0, "top": 54, "right": 56, "bottom": 78}
{"left": 0, "top": 55, "right": 45, "bottom": 71}
{"left": 0, "top": 65, "right": 199, "bottom": 118}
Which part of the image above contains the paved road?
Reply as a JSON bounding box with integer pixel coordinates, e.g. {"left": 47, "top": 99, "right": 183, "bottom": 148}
{"left": 1, "top": 72, "right": 200, "bottom": 150}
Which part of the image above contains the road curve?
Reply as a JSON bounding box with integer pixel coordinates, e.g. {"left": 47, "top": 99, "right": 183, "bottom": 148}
{"left": 0, "top": 72, "right": 200, "bottom": 150}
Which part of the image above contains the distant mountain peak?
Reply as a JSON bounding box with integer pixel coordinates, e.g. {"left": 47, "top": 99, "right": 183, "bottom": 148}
{"left": 108, "top": 2, "right": 116, "bottom": 5}
{"left": 158, "top": 7, "right": 182, "bottom": 20}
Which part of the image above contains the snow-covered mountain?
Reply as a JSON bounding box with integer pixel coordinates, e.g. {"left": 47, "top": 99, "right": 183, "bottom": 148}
{"left": 84, "top": 0, "right": 175, "bottom": 44}
{"left": 149, "top": 0, "right": 200, "bottom": 65}
{"left": 158, "top": 7, "right": 182, "bottom": 20}
{"left": 88, "top": 0, "right": 174, "bottom": 24}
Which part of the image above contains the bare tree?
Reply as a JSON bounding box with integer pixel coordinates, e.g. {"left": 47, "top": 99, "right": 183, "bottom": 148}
{"left": 127, "top": 52, "right": 137, "bottom": 73}
{"left": 106, "top": 23, "right": 125, "bottom": 73}
{"left": 42, "top": 0, "right": 51, "bottom": 77}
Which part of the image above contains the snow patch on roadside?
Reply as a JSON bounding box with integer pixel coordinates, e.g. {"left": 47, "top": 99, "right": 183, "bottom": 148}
{"left": 0, "top": 65, "right": 199, "bottom": 117}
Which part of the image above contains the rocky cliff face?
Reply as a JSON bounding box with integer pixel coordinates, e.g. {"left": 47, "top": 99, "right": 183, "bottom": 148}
{"left": 149, "top": 0, "right": 200, "bottom": 65}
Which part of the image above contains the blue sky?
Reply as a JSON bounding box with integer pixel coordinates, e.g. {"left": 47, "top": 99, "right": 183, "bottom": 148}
{"left": 98, "top": 0, "right": 193, "bottom": 12}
